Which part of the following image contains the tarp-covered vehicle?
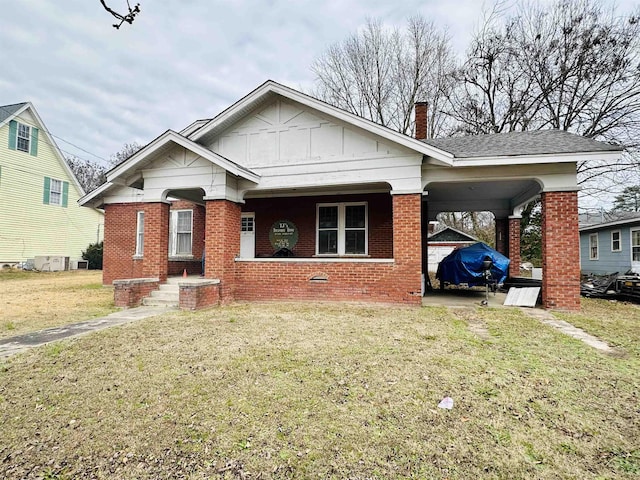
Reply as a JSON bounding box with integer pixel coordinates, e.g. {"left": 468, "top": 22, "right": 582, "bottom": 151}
{"left": 436, "top": 242, "right": 510, "bottom": 289}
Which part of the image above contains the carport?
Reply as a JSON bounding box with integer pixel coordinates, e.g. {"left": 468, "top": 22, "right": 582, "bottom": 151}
{"left": 419, "top": 130, "right": 624, "bottom": 310}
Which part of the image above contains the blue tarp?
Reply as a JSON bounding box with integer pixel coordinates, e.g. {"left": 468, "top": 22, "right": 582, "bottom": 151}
{"left": 436, "top": 242, "right": 510, "bottom": 287}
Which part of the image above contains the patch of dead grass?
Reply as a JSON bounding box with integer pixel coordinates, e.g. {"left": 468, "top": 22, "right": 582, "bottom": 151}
{"left": 0, "top": 270, "right": 115, "bottom": 339}
{"left": 0, "top": 302, "right": 638, "bottom": 478}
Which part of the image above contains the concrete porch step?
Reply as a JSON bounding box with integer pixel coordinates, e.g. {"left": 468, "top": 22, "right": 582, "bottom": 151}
{"left": 142, "top": 297, "right": 179, "bottom": 307}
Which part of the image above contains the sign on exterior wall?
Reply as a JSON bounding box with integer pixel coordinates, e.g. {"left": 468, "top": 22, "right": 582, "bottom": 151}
{"left": 269, "top": 220, "right": 298, "bottom": 250}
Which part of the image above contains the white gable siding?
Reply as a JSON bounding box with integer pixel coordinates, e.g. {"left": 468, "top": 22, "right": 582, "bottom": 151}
{"left": 206, "top": 99, "right": 423, "bottom": 193}
{"left": 141, "top": 145, "right": 228, "bottom": 201}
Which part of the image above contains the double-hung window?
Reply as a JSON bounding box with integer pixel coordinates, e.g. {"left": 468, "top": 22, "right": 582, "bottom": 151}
{"left": 632, "top": 229, "right": 640, "bottom": 262}
{"left": 43, "top": 176, "right": 68, "bottom": 207}
{"left": 316, "top": 202, "right": 367, "bottom": 255}
{"left": 589, "top": 233, "right": 599, "bottom": 260}
{"left": 135, "top": 211, "right": 144, "bottom": 256}
{"left": 8, "top": 120, "right": 38, "bottom": 156}
{"left": 611, "top": 230, "right": 621, "bottom": 252}
{"left": 17, "top": 123, "right": 30, "bottom": 152}
{"left": 169, "top": 210, "right": 193, "bottom": 256}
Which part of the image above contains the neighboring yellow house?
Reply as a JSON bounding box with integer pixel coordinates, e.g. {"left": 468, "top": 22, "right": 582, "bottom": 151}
{"left": 0, "top": 102, "right": 104, "bottom": 269}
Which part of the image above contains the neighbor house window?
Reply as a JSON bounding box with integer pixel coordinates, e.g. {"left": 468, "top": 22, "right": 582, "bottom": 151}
{"left": 611, "top": 230, "right": 621, "bottom": 252}
{"left": 135, "top": 211, "right": 144, "bottom": 256}
{"left": 632, "top": 229, "right": 640, "bottom": 262}
{"left": 17, "top": 123, "right": 30, "bottom": 152}
{"left": 589, "top": 233, "right": 599, "bottom": 260}
{"left": 8, "top": 120, "right": 38, "bottom": 156}
{"left": 316, "top": 202, "right": 367, "bottom": 255}
{"left": 169, "top": 210, "right": 193, "bottom": 256}
{"left": 43, "top": 177, "right": 68, "bottom": 207}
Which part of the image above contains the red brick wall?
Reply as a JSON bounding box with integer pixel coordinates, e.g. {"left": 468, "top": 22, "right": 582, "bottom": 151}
{"left": 508, "top": 217, "right": 521, "bottom": 279}
{"left": 205, "top": 200, "right": 241, "bottom": 303}
{"left": 113, "top": 279, "right": 159, "bottom": 308}
{"left": 179, "top": 282, "right": 220, "bottom": 310}
{"left": 235, "top": 193, "right": 422, "bottom": 305}
{"left": 242, "top": 193, "right": 393, "bottom": 258}
{"left": 103, "top": 203, "right": 146, "bottom": 285}
{"left": 142, "top": 202, "right": 170, "bottom": 282}
{"left": 541, "top": 191, "right": 580, "bottom": 311}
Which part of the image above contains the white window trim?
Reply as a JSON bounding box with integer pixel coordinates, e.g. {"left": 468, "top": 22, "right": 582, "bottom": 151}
{"left": 611, "top": 230, "right": 621, "bottom": 252}
{"left": 49, "top": 178, "right": 62, "bottom": 206}
{"left": 135, "top": 211, "right": 144, "bottom": 257}
{"left": 169, "top": 209, "right": 193, "bottom": 257}
{"left": 589, "top": 233, "right": 599, "bottom": 260}
{"left": 16, "top": 122, "right": 30, "bottom": 153}
{"left": 631, "top": 228, "right": 640, "bottom": 263}
{"left": 316, "top": 202, "right": 368, "bottom": 256}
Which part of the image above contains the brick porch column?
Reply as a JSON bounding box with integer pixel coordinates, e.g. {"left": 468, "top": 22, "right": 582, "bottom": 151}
{"left": 205, "top": 199, "right": 241, "bottom": 303}
{"left": 508, "top": 216, "right": 521, "bottom": 279}
{"left": 392, "top": 194, "right": 422, "bottom": 304}
{"left": 495, "top": 218, "right": 508, "bottom": 256}
{"left": 541, "top": 191, "right": 580, "bottom": 311}
{"left": 142, "top": 202, "right": 170, "bottom": 282}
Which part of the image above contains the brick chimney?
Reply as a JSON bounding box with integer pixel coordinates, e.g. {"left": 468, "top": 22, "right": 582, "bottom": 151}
{"left": 414, "top": 102, "right": 428, "bottom": 140}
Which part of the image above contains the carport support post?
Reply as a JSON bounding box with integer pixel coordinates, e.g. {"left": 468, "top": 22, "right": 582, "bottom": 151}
{"left": 205, "top": 199, "right": 241, "bottom": 303}
{"left": 508, "top": 216, "right": 521, "bottom": 279}
{"left": 142, "top": 202, "right": 169, "bottom": 282}
{"left": 541, "top": 191, "right": 580, "bottom": 311}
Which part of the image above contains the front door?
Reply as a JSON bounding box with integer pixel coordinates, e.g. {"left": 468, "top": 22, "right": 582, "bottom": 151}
{"left": 240, "top": 213, "right": 255, "bottom": 258}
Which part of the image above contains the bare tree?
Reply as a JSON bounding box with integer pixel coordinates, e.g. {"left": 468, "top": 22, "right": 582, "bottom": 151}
{"left": 449, "top": 0, "right": 640, "bottom": 195}
{"left": 67, "top": 142, "right": 143, "bottom": 193}
{"left": 312, "top": 17, "right": 455, "bottom": 138}
{"left": 99, "top": 0, "right": 141, "bottom": 29}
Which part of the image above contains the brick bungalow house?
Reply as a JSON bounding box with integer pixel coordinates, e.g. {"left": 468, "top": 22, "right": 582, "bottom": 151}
{"left": 80, "top": 80, "right": 622, "bottom": 311}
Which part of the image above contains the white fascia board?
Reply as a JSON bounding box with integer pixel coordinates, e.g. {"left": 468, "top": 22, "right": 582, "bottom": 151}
{"left": 190, "top": 80, "right": 455, "bottom": 165}
{"left": 451, "top": 150, "right": 621, "bottom": 167}
{"left": 107, "top": 130, "right": 260, "bottom": 184}
{"left": 78, "top": 181, "right": 113, "bottom": 207}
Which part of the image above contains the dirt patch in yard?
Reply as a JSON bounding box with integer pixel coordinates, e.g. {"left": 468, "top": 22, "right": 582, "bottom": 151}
{"left": 0, "top": 270, "right": 115, "bottom": 339}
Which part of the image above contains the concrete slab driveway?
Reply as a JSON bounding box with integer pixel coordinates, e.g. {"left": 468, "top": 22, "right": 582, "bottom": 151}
{"left": 0, "top": 306, "right": 174, "bottom": 358}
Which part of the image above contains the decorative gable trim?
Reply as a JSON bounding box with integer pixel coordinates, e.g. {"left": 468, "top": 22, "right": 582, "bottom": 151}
{"left": 106, "top": 130, "right": 260, "bottom": 184}
{"left": 189, "top": 80, "right": 455, "bottom": 166}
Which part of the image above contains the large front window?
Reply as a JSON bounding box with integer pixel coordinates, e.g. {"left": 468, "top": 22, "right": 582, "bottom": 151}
{"left": 169, "top": 210, "right": 193, "bottom": 256}
{"left": 316, "top": 202, "right": 367, "bottom": 255}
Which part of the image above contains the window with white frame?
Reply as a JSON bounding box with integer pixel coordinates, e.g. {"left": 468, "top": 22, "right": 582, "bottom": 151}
{"left": 135, "top": 211, "right": 144, "bottom": 256}
{"left": 169, "top": 210, "right": 193, "bottom": 256}
{"left": 611, "top": 230, "right": 621, "bottom": 252}
{"left": 316, "top": 202, "right": 367, "bottom": 255}
{"left": 632, "top": 229, "right": 640, "bottom": 262}
{"left": 589, "top": 233, "right": 599, "bottom": 260}
{"left": 17, "top": 123, "right": 30, "bottom": 152}
{"left": 49, "top": 178, "right": 62, "bottom": 205}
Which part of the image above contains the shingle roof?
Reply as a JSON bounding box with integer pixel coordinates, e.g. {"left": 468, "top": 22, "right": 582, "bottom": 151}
{"left": 0, "top": 102, "right": 27, "bottom": 124}
{"left": 579, "top": 211, "right": 640, "bottom": 231}
{"left": 423, "top": 130, "right": 624, "bottom": 158}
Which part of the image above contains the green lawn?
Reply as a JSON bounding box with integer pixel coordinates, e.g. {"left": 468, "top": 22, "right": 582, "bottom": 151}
{"left": 0, "top": 300, "right": 638, "bottom": 479}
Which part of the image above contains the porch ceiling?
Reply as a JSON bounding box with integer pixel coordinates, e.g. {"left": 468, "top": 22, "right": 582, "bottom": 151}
{"left": 425, "top": 179, "right": 540, "bottom": 220}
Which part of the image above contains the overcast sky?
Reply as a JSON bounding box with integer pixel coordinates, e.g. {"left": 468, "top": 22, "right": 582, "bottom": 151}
{"left": 1, "top": 0, "right": 637, "bottom": 169}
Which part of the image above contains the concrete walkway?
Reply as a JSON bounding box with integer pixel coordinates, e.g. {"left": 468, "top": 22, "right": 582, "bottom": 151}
{"left": 0, "top": 306, "right": 174, "bottom": 358}
{"left": 522, "top": 308, "right": 616, "bottom": 353}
